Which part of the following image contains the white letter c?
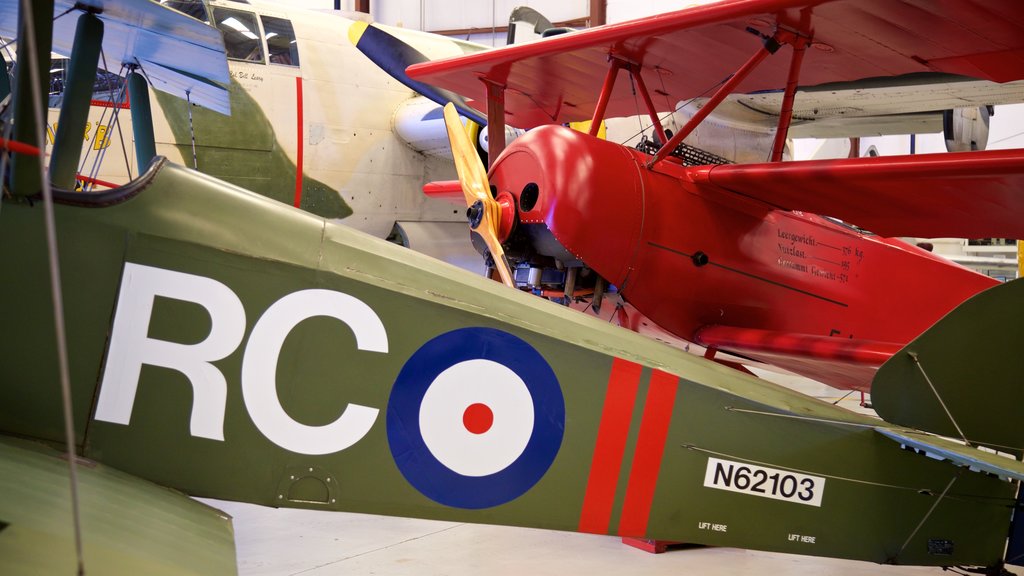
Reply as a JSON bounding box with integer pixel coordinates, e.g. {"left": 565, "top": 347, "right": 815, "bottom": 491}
{"left": 241, "top": 289, "right": 387, "bottom": 455}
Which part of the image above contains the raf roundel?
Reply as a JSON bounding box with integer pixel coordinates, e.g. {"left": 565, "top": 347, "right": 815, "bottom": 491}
{"left": 386, "top": 327, "right": 565, "bottom": 509}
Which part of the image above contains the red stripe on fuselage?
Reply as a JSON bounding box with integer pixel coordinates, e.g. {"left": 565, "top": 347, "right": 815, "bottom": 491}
{"left": 293, "top": 76, "right": 304, "bottom": 208}
{"left": 618, "top": 370, "right": 679, "bottom": 537}
{"left": 578, "top": 358, "right": 642, "bottom": 534}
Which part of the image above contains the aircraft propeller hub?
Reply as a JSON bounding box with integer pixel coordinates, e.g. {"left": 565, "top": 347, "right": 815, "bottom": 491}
{"left": 494, "top": 191, "right": 517, "bottom": 242}
{"left": 466, "top": 199, "right": 485, "bottom": 230}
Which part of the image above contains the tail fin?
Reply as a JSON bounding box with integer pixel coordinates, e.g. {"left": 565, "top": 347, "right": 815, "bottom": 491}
{"left": 871, "top": 278, "right": 1024, "bottom": 455}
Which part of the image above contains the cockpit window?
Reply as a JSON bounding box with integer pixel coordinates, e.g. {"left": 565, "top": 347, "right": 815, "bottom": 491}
{"left": 213, "top": 7, "right": 264, "bottom": 63}
{"left": 261, "top": 16, "right": 299, "bottom": 67}
{"left": 159, "top": 0, "right": 210, "bottom": 23}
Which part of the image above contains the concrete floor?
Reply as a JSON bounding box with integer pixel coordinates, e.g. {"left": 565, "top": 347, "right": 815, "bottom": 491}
{"left": 201, "top": 364, "right": 955, "bottom": 576}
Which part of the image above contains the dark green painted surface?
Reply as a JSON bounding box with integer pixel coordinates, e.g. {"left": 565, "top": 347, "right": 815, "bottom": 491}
{"left": 873, "top": 279, "right": 1024, "bottom": 454}
{"left": 49, "top": 13, "right": 103, "bottom": 190}
{"left": 9, "top": 0, "right": 53, "bottom": 196}
{"left": 153, "top": 79, "right": 351, "bottom": 219}
{"left": 128, "top": 70, "right": 157, "bottom": 173}
{"left": 0, "top": 437, "right": 235, "bottom": 575}
{"left": 0, "top": 160, "right": 1017, "bottom": 570}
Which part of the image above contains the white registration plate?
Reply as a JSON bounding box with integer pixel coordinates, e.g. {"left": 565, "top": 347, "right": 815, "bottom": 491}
{"left": 703, "top": 457, "right": 825, "bottom": 507}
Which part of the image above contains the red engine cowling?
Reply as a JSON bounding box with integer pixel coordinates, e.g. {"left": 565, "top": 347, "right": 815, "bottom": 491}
{"left": 488, "top": 125, "right": 680, "bottom": 288}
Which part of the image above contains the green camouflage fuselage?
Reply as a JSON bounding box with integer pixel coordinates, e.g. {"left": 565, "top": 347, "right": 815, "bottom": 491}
{"left": 0, "top": 160, "right": 1014, "bottom": 568}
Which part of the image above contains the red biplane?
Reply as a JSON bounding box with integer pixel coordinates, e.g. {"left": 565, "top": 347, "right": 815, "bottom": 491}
{"left": 407, "top": 0, "right": 1024, "bottom": 391}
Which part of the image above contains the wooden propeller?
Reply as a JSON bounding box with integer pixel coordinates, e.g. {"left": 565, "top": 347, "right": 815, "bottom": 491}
{"left": 442, "top": 103, "right": 515, "bottom": 287}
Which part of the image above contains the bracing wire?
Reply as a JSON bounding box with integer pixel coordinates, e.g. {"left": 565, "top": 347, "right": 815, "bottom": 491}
{"left": 619, "top": 74, "right": 730, "bottom": 148}
{"left": 113, "top": 82, "right": 132, "bottom": 181}
{"left": 628, "top": 69, "right": 647, "bottom": 142}
{"left": 83, "top": 57, "right": 128, "bottom": 189}
{"left": 19, "top": 0, "right": 86, "bottom": 573}
{"left": 78, "top": 51, "right": 116, "bottom": 190}
{"left": 185, "top": 89, "right": 198, "bottom": 169}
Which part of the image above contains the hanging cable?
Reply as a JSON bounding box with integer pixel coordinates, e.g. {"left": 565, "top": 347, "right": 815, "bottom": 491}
{"left": 185, "top": 89, "right": 198, "bottom": 169}
{"left": 19, "top": 0, "right": 85, "bottom": 573}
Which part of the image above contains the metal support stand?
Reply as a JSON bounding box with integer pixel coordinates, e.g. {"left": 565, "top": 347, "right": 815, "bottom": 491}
{"left": 127, "top": 69, "right": 156, "bottom": 174}
{"left": 50, "top": 12, "right": 104, "bottom": 190}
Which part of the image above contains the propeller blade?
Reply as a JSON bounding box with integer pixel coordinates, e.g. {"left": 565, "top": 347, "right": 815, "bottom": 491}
{"left": 442, "top": 103, "right": 515, "bottom": 287}
{"left": 349, "top": 21, "right": 488, "bottom": 126}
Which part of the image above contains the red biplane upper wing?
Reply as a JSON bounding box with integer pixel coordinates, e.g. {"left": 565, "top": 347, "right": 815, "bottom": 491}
{"left": 407, "top": 0, "right": 1024, "bottom": 129}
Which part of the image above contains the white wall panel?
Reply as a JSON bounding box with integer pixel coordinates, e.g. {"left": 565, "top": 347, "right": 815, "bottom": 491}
{"left": 608, "top": 0, "right": 720, "bottom": 23}
{"left": 360, "top": 1, "right": 588, "bottom": 33}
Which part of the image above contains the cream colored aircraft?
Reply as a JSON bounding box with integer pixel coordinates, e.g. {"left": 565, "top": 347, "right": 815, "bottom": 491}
{"left": 35, "top": 0, "right": 1022, "bottom": 266}
{"left": 40, "top": 0, "right": 496, "bottom": 257}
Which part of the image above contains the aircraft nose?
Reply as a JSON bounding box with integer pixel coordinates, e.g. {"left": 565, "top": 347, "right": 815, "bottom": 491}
{"left": 489, "top": 125, "right": 593, "bottom": 224}
{"left": 488, "top": 125, "right": 645, "bottom": 285}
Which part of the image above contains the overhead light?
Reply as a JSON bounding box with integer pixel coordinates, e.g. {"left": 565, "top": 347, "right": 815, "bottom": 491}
{"left": 265, "top": 32, "right": 278, "bottom": 39}
{"left": 221, "top": 17, "right": 257, "bottom": 40}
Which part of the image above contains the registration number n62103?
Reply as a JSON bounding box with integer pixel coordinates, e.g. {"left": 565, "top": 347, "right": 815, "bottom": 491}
{"left": 703, "top": 457, "right": 825, "bottom": 507}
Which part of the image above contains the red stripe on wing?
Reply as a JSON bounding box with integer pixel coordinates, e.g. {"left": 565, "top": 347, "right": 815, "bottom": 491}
{"left": 293, "top": 76, "right": 304, "bottom": 209}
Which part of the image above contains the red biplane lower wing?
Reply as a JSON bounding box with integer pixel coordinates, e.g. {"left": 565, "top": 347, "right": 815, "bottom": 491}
{"left": 689, "top": 148, "right": 1024, "bottom": 239}
{"left": 696, "top": 325, "right": 903, "bottom": 392}
{"left": 406, "top": 0, "right": 1024, "bottom": 129}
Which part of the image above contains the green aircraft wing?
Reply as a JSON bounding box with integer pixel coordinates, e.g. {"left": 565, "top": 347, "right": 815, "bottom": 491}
{"left": 0, "top": 437, "right": 235, "bottom": 575}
